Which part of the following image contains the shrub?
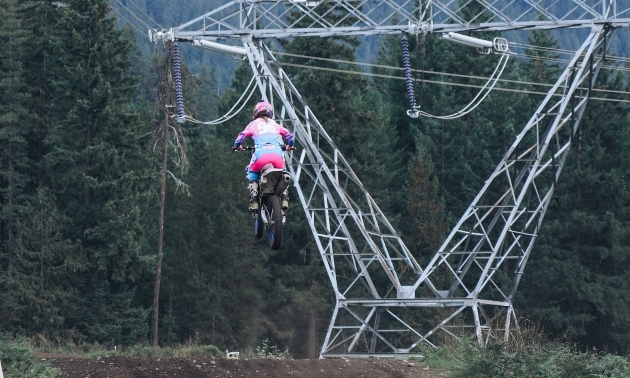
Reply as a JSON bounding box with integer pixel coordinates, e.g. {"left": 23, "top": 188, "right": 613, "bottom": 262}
{"left": 0, "top": 336, "right": 58, "bottom": 378}
{"left": 255, "top": 338, "right": 292, "bottom": 360}
{"left": 423, "top": 322, "right": 630, "bottom": 378}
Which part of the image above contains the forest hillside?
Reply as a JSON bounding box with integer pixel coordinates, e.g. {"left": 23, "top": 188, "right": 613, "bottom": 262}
{"left": 1, "top": 0, "right": 630, "bottom": 362}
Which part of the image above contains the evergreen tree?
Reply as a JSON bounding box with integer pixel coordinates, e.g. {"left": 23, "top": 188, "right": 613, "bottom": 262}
{"left": 519, "top": 28, "right": 562, "bottom": 115}
{"left": 280, "top": 7, "right": 399, "bottom": 214}
{"left": 406, "top": 1, "right": 523, "bottom": 224}
{"left": 0, "top": 0, "right": 86, "bottom": 341}
{"left": 194, "top": 67, "right": 220, "bottom": 133}
{"left": 10, "top": 188, "right": 77, "bottom": 340}
{"left": 161, "top": 139, "right": 270, "bottom": 349}
{"left": 145, "top": 58, "right": 270, "bottom": 349}
{"left": 520, "top": 65, "right": 630, "bottom": 353}
{"left": 0, "top": 0, "right": 35, "bottom": 334}
{"left": 41, "top": 0, "right": 156, "bottom": 345}
{"left": 372, "top": 32, "right": 448, "bottom": 260}
{"left": 403, "top": 143, "right": 447, "bottom": 260}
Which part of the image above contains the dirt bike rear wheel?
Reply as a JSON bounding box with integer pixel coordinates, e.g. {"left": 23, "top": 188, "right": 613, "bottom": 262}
{"left": 267, "top": 195, "right": 283, "bottom": 250}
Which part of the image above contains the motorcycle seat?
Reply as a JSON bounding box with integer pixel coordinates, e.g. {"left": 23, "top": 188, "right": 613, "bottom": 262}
{"left": 261, "top": 163, "right": 275, "bottom": 173}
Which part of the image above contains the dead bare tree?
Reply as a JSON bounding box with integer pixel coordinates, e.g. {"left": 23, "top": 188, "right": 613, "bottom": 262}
{"left": 151, "top": 42, "right": 189, "bottom": 347}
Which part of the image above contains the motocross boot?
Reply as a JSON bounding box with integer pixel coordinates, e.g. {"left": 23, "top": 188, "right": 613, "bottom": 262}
{"left": 248, "top": 180, "right": 259, "bottom": 217}
{"left": 281, "top": 186, "right": 289, "bottom": 210}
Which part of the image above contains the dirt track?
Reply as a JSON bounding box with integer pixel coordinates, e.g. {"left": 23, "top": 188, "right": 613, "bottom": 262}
{"left": 46, "top": 356, "right": 449, "bottom": 378}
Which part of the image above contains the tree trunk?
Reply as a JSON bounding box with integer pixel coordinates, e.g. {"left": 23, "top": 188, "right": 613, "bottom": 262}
{"left": 306, "top": 306, "right": 318, "bottom": 359}
{"left": 7, "top": 163, "right": 14, "bottom": 278}
{"left": 152, "top": 109, "right": 169, "bottom": 347}
{"left": 306, "top": 271, "right": 319, "bottom": 359}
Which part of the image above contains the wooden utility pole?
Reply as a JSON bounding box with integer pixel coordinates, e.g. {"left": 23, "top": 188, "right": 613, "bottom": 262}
{"left": 152, "top": 47, "right": 173, "bottom": 345}
{"left": 150, "top": 43, "right": 188, "bottom": 347}
{"left": 152, "top": 106, "right": 168, "bottom": 347}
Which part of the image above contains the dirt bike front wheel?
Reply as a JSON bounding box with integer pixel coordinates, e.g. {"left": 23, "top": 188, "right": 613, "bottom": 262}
{"left": 267, "top": 195, "right": 283, "bottom": 250}
{"left": 254, "top": 215, "right": 264, "bottom": 239}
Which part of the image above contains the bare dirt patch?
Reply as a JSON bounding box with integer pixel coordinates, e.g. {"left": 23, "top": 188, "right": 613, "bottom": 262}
{"left": 46, "top": 356, "right": 449, "bottom": 378}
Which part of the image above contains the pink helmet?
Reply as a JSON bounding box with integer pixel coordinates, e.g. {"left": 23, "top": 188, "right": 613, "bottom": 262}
{"left": 253, "top": 101, "right": 273, "bottom": 119}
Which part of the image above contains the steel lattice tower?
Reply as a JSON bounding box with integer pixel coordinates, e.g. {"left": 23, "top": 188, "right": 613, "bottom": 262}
{"left": 150, "top": 0, "right": 630, "bottom": 358}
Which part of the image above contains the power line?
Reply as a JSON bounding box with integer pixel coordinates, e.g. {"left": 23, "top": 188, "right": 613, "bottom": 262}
{"left": 113, "top": 5, "right": 629, "bottom": 104}
{"left": 276, "top": 51, "right": 587, "bottom": 89}
{"left": 512, "top": 51, "right": 630, "bottom": 75}
{"left": 184, "top": 76, "right": 258, "bottom": 125}
{"left": 507, "top": 40, "right": 630, "bottom": 71}
{"left": 108, "top": 5, "right": 149, "bottom": 38}
{"left": 105, "top": 4, "right": 630, "bottom": 96}
{"left": 511, "top": 42, "right": 630, "bottom": 66}
{"left": 417, "top": 53, "right": 511, "bottom": 119}
{"left": 275, "top": 52, "right": 630, "bottom": 98}
{"left": 276, "top": 51, "right": 549, "bottom": 88}
{"left": 112, "top": 0, "right": 153, "bottom": 31}
{"left": 510, "top": 42, "right": 578, "bottom": 56}
{"left": 279, "top": 62, "right": 630, "bottom": 103}
{"left": 126, "top": 0, "right": 162, "bottom": 29}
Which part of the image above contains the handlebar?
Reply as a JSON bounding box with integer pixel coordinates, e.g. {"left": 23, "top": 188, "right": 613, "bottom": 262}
{"left": 232, "top": 145, "right": 297, "bottom": 152}
{"left": 232, "top": 146, "right": 255, "bottom": 151}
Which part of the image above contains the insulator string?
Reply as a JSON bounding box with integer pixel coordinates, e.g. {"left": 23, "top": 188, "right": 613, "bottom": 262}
{"left": 402, "top": 36, "right": 417, "bottom": 112}
{"left": 173, "top": 43, "right": 185, "bottom": 123}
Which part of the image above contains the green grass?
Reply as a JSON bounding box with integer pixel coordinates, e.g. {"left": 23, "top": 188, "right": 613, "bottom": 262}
{"left": 121, "top": 344, "right": 223, "bottom": 358}
{"left": 30, "top": 337, "right": 223, "bottom": 359}
{"left": 422, "top": 323, "right": 630, "bottom": 378}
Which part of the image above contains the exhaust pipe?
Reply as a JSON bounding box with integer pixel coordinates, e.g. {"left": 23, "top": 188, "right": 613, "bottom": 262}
{"left": 275, "top": 173, "right": 292, "bottom": 196}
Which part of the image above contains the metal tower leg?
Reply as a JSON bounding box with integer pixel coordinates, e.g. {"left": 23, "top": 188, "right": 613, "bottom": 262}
{"left": 241, "top": 36, "right": 441, "bottom": 358}
{"left": 411, "top": 25, "right": 614, "bottom": 344}
{"left": 240, "top": 23, "right": 611, "bottom": 356}
{"left": 370, "top": 309, "right": 382, "bottom": 353}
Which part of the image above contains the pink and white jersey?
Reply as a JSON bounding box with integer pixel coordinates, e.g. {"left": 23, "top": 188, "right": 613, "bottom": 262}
{"left": 234, "top": 118, "right": 295, "bottom": 148}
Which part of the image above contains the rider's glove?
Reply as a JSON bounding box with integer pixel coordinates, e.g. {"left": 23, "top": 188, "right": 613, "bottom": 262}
{"left": 232, "top": 145, "right": 243, "bottom": 151}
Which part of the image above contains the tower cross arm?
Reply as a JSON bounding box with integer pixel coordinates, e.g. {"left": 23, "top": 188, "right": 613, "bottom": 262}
{"left": 154, "top": 0, "right": 630, "bottom": 42}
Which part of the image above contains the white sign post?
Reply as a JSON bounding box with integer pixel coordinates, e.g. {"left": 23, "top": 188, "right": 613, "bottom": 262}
{"left": 0, "top": 359, "right": 4, "bottom": 378}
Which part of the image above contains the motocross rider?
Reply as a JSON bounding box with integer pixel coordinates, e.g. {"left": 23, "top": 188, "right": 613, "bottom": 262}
{"left": 233, "top": 101, "right": 295, "bottom": 217}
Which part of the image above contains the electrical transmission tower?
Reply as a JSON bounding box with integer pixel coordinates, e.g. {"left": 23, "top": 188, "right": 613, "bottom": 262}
{"left": 150, "top": 1, "right": 630, "bottom": 358}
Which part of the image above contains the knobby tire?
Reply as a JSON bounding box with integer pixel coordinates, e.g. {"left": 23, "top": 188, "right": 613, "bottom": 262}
{"left": 267, "top": 195, "right": 283, "bottom": 250}
{"left": 254, "top": 204, "right": 264, "bottom": 239}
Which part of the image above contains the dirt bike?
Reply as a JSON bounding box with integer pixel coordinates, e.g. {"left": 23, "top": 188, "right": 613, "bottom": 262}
{"left": 233, "top": 145, "right": 295, "bottom": 250}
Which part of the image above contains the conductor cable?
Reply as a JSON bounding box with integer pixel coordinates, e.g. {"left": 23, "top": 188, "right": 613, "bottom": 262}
{"left": 416, "top": 53, "right": 510, "bottom": 119}
{"left": 183, "top": 75, "right": 257, "bottom": 125}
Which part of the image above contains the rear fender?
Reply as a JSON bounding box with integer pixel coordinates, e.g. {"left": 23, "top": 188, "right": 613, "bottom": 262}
{"left": 259, "top": 169, "right": 292, "bottom": 195}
